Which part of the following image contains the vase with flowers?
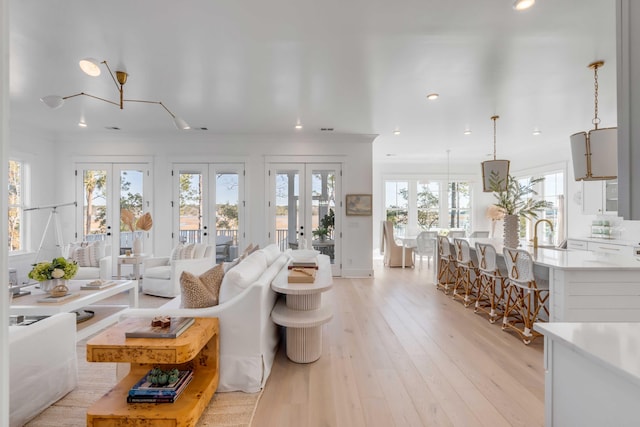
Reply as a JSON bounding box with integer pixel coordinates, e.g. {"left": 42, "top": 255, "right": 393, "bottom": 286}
{"left": 489, "top": 173, "right": 552, "bottom": 248}
{"left": 28, "top": 257, "right": 78, "bottom": 295}
{"left": 121, "top": 210, "right": 153, "bottom": 255}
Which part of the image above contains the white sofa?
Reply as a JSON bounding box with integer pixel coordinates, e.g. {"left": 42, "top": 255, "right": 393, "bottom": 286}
{"left": 142, "top": 244, "right": 215, "bottom": 297}
{"left": 122, "top": 243, "right": 290, "bottom": 392}
{"left": 9, "top": 313, "right": 78, "bottom": 427}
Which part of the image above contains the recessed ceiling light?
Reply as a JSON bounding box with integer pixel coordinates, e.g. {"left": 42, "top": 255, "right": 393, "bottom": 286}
{"left": 393, "top": 129, "right": 400, "bottom": 135}
{"left": 295, "top": 121, "right": 303, "bottom": 130}
{"left": 426, "top": 93, "right": 439, "bottom": 100}
{"left": 463, "top": 129, "right": 472, "bottom": 135}
{"left": 532, "top": 128, "right": 542, "bottom": 135}
{"left": 78, "top": 121, "right": 87, "bottom": 128}
{"left": 513, "top": 0, "right": 535, "bottom": 11}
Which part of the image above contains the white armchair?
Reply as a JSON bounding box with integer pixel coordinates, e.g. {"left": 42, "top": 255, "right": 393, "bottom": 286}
{"left": 142, "top": 243, "right": 215, "bottom": 297}
{"left": 66, "top": 242, "right": 112, "bottom": 281}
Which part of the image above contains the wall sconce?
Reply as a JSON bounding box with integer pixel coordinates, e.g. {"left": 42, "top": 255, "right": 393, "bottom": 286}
{"left": 41, "top": 58, "right": 190, "bottom": 130}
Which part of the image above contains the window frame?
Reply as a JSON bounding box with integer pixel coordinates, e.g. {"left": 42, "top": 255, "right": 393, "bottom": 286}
{"left": 8, "top": 158, "right": 28, "bottom": 254}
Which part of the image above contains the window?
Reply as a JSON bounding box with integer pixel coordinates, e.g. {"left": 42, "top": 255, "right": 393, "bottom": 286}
{"left": 385, "top": 180, "right": 409, "bottom": 231}
{"left": 417, "top": 180, "right": 439, "bottom": 229}
{"left": 515, "top": 170, "right": 565, "bottom": 245}
{"left": 8, "top": 160, "right": 24, "bottom": 252}
{"left": 384, "top": 178, "right": 472, "bottom": 234}
{"left": 448, "top": 182, "right": 471, "bottom": 231}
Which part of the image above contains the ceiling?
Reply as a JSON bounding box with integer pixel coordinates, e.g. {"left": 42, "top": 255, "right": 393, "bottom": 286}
{"left": 9, "top": 0, "right": 617, "bottom": 166}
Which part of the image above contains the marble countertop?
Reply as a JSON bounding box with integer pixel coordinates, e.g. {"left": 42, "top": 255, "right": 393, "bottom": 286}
{"left": 464, "top": 238, "right": 640, "bottom": 270}
{"left": 534, "top": 322, "right": 640, "bottom": 388}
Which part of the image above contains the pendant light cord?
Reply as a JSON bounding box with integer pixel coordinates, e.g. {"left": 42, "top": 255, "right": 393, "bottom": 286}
{"left": 593, "top": 63, "right": 600, "bottom": 129}
{"left": 491, "top": 115, "right": 499, "bottom": 160}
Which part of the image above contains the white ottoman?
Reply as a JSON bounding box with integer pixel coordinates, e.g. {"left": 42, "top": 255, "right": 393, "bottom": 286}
{"left": 9, "top": 313, "right": 78, "bottom": 427}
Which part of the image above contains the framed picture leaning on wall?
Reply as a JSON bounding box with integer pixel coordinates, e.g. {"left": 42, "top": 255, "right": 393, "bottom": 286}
{"left": 345, "top": 194, "right": 372, "bottom": 216}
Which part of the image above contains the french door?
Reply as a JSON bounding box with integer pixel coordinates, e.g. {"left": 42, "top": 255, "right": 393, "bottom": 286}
{"left": 172, "top": 163, "right": 245, "bottom": 258}
{"left": 75, "top": 162, "right": 152, "bottom": 273}
{"left": 268, "top": 163, "right": 341, "bottom": 275}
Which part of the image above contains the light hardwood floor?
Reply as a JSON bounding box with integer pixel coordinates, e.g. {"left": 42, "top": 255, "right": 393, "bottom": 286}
{"left": 253, "top": 259, "right": 545, "bottom": 427}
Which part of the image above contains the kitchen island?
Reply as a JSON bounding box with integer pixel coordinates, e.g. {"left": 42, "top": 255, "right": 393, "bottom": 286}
{"left": 533, "top": 322, "right": 640, "bottom": 426}
{"left": 441, "top": 238, "right": 640, "bottom": 322}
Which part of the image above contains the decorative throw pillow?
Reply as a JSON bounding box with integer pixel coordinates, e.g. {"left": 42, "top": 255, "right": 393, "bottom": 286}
{"left": 170, "top": 243, "right": 184, "bottom": 260}
{"left": 181, "top": 243, "right": 196, "bottom": 259}
{"left": 179, "top": 264, "right": 225, "bottom": 308}
{"left": 71, "top": 241, "right": 102, "bottom": 267}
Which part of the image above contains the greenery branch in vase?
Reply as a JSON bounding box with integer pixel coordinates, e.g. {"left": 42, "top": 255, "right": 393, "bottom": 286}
{"left": 489, "top": 172, "right": 552, "bottom": 248}
{"left": 313, "top": 209, "right": 335, "bottom": 241}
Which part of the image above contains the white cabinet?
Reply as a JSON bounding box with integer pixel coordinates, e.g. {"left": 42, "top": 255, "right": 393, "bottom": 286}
{"left": 582, "top": 180, "right": 618, "bottom": 215}
{"left": 586, "top": 241, "right": 634, "bottom": 256}
{"left": 566, "top": 239, "right": 588, "bottom": 251}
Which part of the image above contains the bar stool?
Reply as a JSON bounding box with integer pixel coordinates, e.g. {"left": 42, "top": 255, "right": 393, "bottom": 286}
{"left": 502, "top": 247, "right": 550, "bottom": 344}
{"left": 436, "top": 235, "right": 455, "bottom": 294}
{"left": 452, "top": 238, "right": 479, "bottom": 307}
{"left": 474, "top": 242, "right": 506, "bottom": 323}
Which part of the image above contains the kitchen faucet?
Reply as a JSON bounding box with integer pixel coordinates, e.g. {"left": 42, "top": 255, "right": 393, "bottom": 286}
{"left": 532, "top": 219, "right": 553, "bottom": 249}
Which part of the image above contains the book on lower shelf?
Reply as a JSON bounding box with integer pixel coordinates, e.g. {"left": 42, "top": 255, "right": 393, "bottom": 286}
{"left": 128, "top": 369, "right": 193, "bottom": 403}
{"left": 36, "top": 293, "right": 77, "bottom": 303}
{"left": 288, "top": 260, "right": 318, "bottom": 269}
{"left": 80, "top": 280, "right": 116, "bottom": 290}
{"left": 125, "top": 317, "right": 195, "bottom": 339}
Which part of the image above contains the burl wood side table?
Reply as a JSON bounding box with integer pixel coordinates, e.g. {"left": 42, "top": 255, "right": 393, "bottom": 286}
{"left": 86, "top": 317, "right": 219, "bottom": 427}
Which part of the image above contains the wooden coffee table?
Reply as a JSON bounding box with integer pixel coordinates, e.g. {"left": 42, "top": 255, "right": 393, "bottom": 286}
{"left": 86, "top": 317, "right": 219, "bottom": 427}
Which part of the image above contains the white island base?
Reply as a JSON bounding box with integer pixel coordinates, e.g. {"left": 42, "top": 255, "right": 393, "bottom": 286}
{"left": 534, "top": 322, "right": 640, "bottom": 427}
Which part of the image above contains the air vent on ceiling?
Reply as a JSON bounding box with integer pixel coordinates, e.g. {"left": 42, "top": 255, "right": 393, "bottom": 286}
{"left": 105, "top": 126, "right": 121, "bottom": 130}
{"left": 198, "top": 127, "right": 208, "bottom": 131}
{"left": 320, "top": 128, "right": 334, "bottom": 131}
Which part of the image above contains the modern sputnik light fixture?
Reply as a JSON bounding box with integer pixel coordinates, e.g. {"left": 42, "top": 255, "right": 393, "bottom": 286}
{"left": 570, "top": 61, "right": 617, "bottom": 181}
{"left": 481, "top": 115, "right": 510, "bottom": 192}
{"left": 41, "top": 58, "right": 190, "bottom": 130}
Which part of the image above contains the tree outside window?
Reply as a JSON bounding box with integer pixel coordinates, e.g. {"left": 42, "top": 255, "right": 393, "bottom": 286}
{"left": 8, "top": 160, "right": 23, "bottom": 251}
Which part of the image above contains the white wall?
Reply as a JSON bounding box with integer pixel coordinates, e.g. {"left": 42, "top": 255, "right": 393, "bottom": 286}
{"left": 9, "top": 131, "right": 375, "bottom": 277}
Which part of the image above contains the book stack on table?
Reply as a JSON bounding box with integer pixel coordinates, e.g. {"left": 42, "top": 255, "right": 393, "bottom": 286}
{"left": 127, "top": 369, "right": 193, "bottom": 404}
{"left": 287, "top": 259, "right": 318, "bottom": 283}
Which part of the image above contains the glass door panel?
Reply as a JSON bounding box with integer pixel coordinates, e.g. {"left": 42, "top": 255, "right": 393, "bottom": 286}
{"left": 80, "top": 168, "right": 109, "bottom": 240}
{"left": 274, "top": 168, "right": 303, "bottom": 251}
{"left": 269, "top": 163, "right": 340, "bottom": 275}
{"left": 177, "top": 169, "right": 206, "bottom": 244}
{"left": 76, "top": 162, "right": 152, "bottom": 276}
{"left": 173, "top": 163, "right": 245, "bottom": 260}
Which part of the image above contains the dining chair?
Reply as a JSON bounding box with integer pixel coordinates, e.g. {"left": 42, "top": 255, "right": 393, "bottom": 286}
{"left": 502, "top": 247, "right": 550, "bottom": 344}
{"left": 414, "top": 231, "right": 437, "bottom": 270}
{"left": 381, "top": 221, "right": 414, "bottom": 268}
{"left": 452, "top": 238, "right": 479, "bottom": 307}
{"left": 474, "top": 242, "right": 506, "bottom": 323}
{"left": 436, "top": 235, "right": 455, "bottom": 293}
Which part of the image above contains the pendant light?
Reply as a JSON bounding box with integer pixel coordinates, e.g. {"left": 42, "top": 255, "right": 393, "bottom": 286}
{"left": 481, "top": 115, "right": 510, "bottom": 192}
{"left": 570, "top": 61, "right": 617, "bottom": 181}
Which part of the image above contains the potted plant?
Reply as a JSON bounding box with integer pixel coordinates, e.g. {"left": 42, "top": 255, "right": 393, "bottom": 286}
{"left": 313, "top": 209, "right": 335, "bottom": 241}
{"left": 489, "top": 173, "right": 552, "bottom": 247}
{"left": 28, "top": 257, "right": 78, "bottom": 294}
